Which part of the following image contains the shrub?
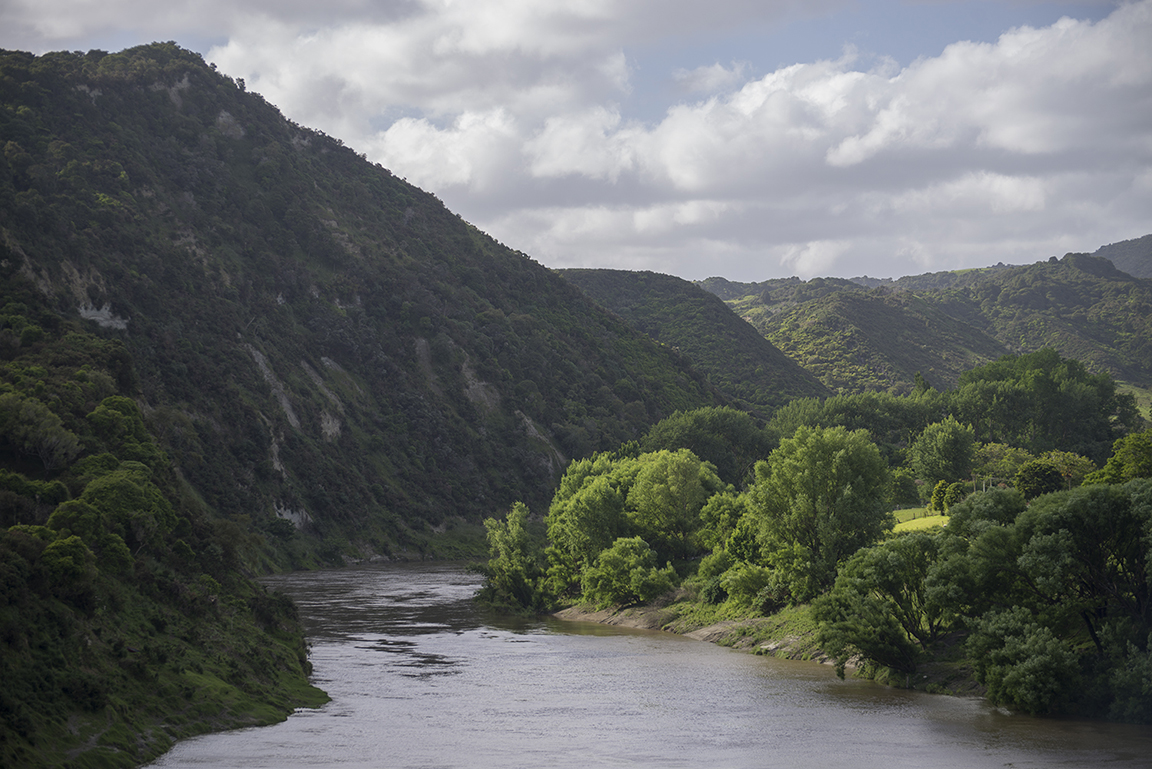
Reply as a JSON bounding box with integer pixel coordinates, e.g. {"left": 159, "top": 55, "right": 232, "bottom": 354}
{"left": 581, "top": 537, "right": 675, "bottom": 608}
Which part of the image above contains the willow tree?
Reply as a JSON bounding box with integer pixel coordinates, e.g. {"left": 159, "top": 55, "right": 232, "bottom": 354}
{"left": 748, "top": 425, "right": 892, "bottom": 602}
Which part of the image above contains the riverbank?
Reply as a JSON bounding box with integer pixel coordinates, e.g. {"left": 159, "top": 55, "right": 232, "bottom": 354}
{"left": 554, "top": 598, "right": 832, "bottom": 664}
{"left": 554, "top": 597, "right": 984, "bottom": 697}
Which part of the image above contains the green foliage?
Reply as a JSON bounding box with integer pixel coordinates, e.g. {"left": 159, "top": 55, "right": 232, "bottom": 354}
{"left": 0, "top": 245, "right": 324, "bottom": 765}
{"left": 942, "top": 482, "right": 969, "bottom": 511}
{"left": 542, "top": 447, "right": 727, "bottom": 598}
{"left": 972, "top": 442, "right": 1036, "bottom": 489}
{"left": 0, "top": 391, "right": 81, "bottom": 470}
{"left": 810, "top": 480, "right": 1152, "bottom": 720}
{"left": 719, "top": 562, "right": 782, "bottom": 612}
{"left": 966, "top": 606, "right": 1081, "bottom": 715}
{"left": 1038, "top": 450, "right": 1096, "bottom": 489}
{"left": 928, "top": 479, "right": 950, "bottom": 512}
{"left": 641, "top": 406, "right": 778, "bottom": 486}
{"left": 909, "top": 416, "right": 975, "bottom": 485}
{"left": 476, "top": 502, "right": 548, "bottom": 612}
{"left": 624, "top": 449, "right": 724, "bottom": 562}
{"left": 580, "top": 536, "right": 675, "bottom": 608}
{"left": 747, "top": 425, "right": 892, "bottom": 602}
{"left": 1084, "top": 429, "right": 1152, "bottom": 485}
{"left": 814, "top": 532, "right": 951, "bottom": 677}
{"left": 1014, "top": 460, "right": 1064, "bottom": 499}
{"left": 708, "top": 254, "right": 1152, "bottom": 411}
{"left": 0, "top": 43, "right": 727, "bottom": 573}
{"left": 952, "top": 349, "right": 1140, "bottom": 463}
{"left": 561, "top": 270, "right": 829, "bottom": 414}
{"left": 744, "top": 287, "right": 1008, "bottom": 395}
{"left": 697, "top": 490, "right": 748, "bottom": 552}
{"left": 544, "top": 456, "right": 630, "bottom": 597}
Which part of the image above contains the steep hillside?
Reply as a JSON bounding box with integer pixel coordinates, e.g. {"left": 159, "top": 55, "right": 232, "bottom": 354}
{"left": 1093, "top": 233, "right": 1152, "bottom": 279}
{"left": 702, "top": 253, "right": 1152, "bottom": 396}
{"left": 0, "top": 273, "right": 326, "bottom": 767}
{"left": 752, "top": 289, "right": 1008, "bottom": 394}
{"left": 559, "top": 269, "right": 829, "bottom": 414}
{"left": 0, "top": 44, "right": 725, "bottom": 566}
{"left": 926, "top": 254, "right": 1152, "bottom": 387}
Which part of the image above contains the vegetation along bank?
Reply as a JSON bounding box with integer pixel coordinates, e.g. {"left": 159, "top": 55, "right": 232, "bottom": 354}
{"left": 478, "top": 357, "right": 1152, "bottom": 723}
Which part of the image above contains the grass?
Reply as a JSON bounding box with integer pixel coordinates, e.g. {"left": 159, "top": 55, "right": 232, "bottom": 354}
{"left": 1117, "top": 380, "right": 1151, "bottom": 422}
{"left": 894, "top": 506, "right": 928, "bottom": 522}
{"left": 893, "top": 507, "right": 948, "bottom": 532}
{"left": 895, "top": 515, "right": 948, "bottom": 532}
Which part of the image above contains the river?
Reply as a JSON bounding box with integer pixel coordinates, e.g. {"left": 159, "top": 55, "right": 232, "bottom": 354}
{"left": 147, "top": 561, "right": 1152, "bottom": 768}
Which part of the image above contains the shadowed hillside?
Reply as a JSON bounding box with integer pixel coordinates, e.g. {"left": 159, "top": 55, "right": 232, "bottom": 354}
{"left": 559, "top": 269, "right": 829, "bottom": 414}
{"left": 0, "top": 43, "right": 726, "bottom": 565}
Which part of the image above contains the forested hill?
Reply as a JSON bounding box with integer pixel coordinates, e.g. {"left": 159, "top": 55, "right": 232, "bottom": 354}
{"left": 558, "top": 269, "right": 829, "bottom": 414}
{"left": 1092, "top": 233, "right": 1152, "bottom": 279}
{"left": 700, "top": 252, "right": 1152, "bottom": 396}
{"left": 0, "top": 44, "right": 728, "bottom": 566}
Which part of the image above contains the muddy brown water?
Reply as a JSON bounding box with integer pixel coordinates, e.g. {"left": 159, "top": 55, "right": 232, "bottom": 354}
{"left": 146, "top": 561, "right": 1152, "bottom": 768}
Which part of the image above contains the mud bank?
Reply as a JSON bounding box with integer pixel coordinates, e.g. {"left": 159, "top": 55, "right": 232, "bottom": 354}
{"left": 552, "top": 603, "right": 838, "bottom": 666}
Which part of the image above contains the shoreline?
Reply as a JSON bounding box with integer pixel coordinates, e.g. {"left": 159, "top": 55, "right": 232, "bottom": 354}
{"left": 552, "top": 603, "right": 841, "bottom": 666}
{"left": 552, "top": 602, "right": 985, "bottom": 699}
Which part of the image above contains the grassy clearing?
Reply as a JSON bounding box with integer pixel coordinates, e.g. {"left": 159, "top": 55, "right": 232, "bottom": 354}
{"left": 894, "top": 507, "right": 929, "bottom": 522}
{"left": 895, "top": 515, "right": 948, "bottom": 532}
{"left": 1118, "top": 381, "right": 1151, "bottom": 421}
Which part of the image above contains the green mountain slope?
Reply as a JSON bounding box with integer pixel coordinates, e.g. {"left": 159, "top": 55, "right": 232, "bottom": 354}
{"left": 702, "top": 253, "right": 1152, "bottom": 396}
{"left": 928, "top": 253, "right": 1152, "bottom": 387}
{"left": 754, "top": 289, "right": 1010, "bottom": 394}
{"left": 559, "top": 269, "right": 829, "bottom": 414}
{"left": 0, "top": 273, "right": 326, "bottom": 767}
{"left": 1092, "top": 233, "right": 1152, "bottom": 279}
{"left": 0, "top": 44, "right": 726, "bottom": 566}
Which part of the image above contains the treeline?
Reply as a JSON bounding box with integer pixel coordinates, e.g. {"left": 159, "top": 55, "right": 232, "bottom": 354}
{"left": 0, "top": 274, "right": 325, "bottom": 768}
{"left": 478, "top": 349, "right": 1151, "bottom": 722}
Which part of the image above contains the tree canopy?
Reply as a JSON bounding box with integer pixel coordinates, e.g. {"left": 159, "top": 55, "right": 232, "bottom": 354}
{"left": 747, "top": 425, "right": 892, "bottom": 602}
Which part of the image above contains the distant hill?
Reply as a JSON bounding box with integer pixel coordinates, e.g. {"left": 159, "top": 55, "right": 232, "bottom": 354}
{"left": 699, "top": 253, "right": 1152, "bottom": 396}
{"left": 559, "top": 269, "right": 829, "bottom": 414}
{"left": 749, "top": 289, "right": 1010, "bottom": 394}
{"left": 1093, "top": 234, "right": 1152, "bottom": 279}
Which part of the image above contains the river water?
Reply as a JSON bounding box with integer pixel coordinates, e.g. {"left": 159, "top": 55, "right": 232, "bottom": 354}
{"left": 147, "top": 561, "right": 1152, "bottom": 769}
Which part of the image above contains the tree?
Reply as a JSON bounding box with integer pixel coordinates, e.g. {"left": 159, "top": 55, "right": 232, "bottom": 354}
{"left": 625, "top": 449, "right": 723, "bottom": 562}
{"left": 1038, "top": 450, "right": 1096, "bottom": 490}
{"left": 580, "top": 537, "right": 675, "bottom": 608}
{"left": 747, "top": 425, "right": 892, "bottom": 602}
{"left": 1014, "top": 460, "right": 1063, "bottom": 500}
{"left": 477, "top": 502, "right": 547, "bottom": 612}
{"left": 973, "top": 442, "right": 1036, "bottom": 490}
{"left": 641, "top": 406, "right": 777, "bottom": 486}
{"left": 909, "top": 416, "right": 975, "bottom": 486}
{"left": 967, "top": 606, "right": 1081, "bottom": 715}
{"left": 0, "top": 392, "right": 81, "bottom": 471}
{"left": 815, "top": 532, "right": 952, "bottom": 679}
{"left": 544, "top": 453, "right": 633, "bottom": 596}
{"left": 1084, "top": 429, "right": 1152, "bottom": 485}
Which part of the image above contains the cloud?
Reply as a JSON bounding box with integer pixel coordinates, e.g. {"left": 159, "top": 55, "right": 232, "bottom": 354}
{"left": 673, "top": 62, "right": 749, "bottom": 94}
{"left": 2, "top": 0, "right": 1148, "bottom": 281}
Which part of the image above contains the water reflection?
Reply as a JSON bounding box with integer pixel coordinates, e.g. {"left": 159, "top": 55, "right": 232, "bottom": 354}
{"left": 148, "top": 561, "right": 1152, "bottom": 769}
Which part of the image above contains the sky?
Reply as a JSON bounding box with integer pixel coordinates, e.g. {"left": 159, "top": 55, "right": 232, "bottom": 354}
{"left": 3, "top": 0, "right": 1150, "bottom": 282}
